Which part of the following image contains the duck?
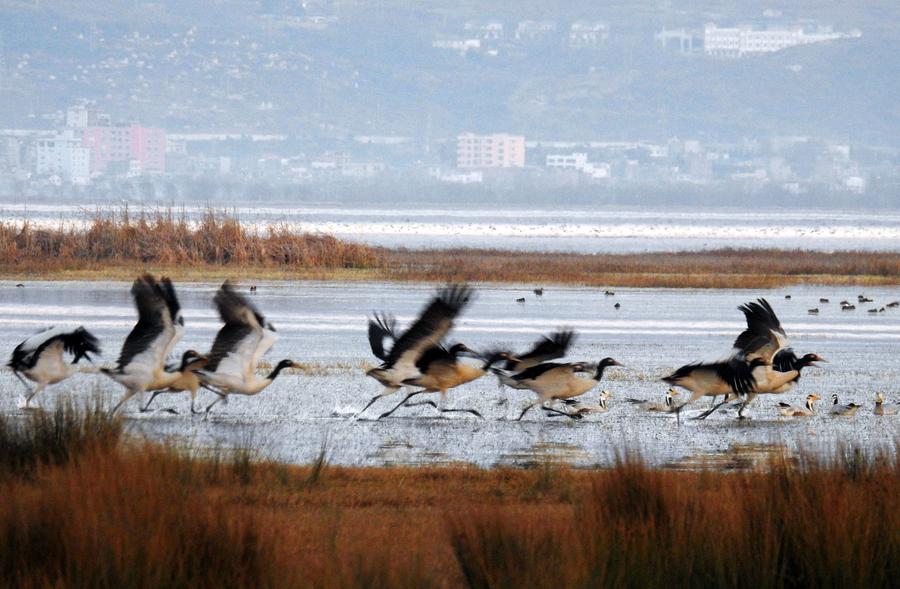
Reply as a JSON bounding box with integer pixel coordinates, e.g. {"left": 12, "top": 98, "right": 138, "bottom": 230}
{"left": 874, "top": 392, "right": 899, "bottom": 416}
{"left": 626, "top": 388, "right": 680, "bottom": 412}
{"left": 777, "top": 393, "right": 821, "bottom": 417}
{"left": 829, "top": 394, "right": 861, "bottom": 416}
{"left": 819, "top": 298, "right": 829, "bottom": 303}
{"left": 547, "top": 390, "right": 612, "bottom": 418}
{"left": 808, "top": 308, "right": 819, "bottom": 315}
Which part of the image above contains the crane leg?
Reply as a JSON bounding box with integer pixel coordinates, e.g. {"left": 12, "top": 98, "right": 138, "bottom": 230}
{"left": 439, "top": 407, "right": 483, "bottom": 419}
{"left": 141, "top": 391, "right": 163, "bottom": 412}
{"left": 355, "top": 386, "right": 399, "bottom": 418}
{"left": 542, "top": 404, "right": 583, "bottom": 420}
{"left": 692, "top": 398, "right": 730, "bottom": 420}
{"left": 110, "top": 390, "right": 136, "bottom": 415}
{"left": 516, "top": 402, "right": 538, "bottom": 421}
{"left": 377, "top": 389, "right": 427, "bottom": 420}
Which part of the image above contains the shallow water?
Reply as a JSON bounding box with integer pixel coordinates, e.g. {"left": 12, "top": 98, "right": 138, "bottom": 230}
{"left": 1, "top": 280, "right": 898, "bottom": 468}
{"left": 3, "top": 203, "right": 900, "bottom": 253}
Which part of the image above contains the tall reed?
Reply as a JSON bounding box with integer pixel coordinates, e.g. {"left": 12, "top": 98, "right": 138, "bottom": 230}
{"left": 0, "top": 406, "right": 896, "bottom": 588}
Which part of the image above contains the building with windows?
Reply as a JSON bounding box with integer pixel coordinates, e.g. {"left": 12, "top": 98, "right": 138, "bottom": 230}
{"left": 457, "top": 133, "right": 525, "bottom": 169}
{"left": 80, "top": 122, "right": 166, "bottom": 174}
{"left": 703, "top": 23, "right": 859, "bottom": 57}
{"left": 34, "top": 130, "right": 91, "bottom": 184}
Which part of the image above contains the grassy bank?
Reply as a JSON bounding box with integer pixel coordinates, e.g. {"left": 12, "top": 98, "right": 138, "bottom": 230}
{"left": 0, "top": 404, "right": 897, "bottom": 588}
{"left": 2, "top": 209, "right": 899, "bottom": 287}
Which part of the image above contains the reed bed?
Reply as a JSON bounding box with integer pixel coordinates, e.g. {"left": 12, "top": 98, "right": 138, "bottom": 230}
{"left": 2, "top": 208, "right": 898, "bottom": 286}
{"left": 0, "top": 405, "right": 897, "bottom": 588}
{"left": 0, "top": 207, "right": 380, "bottom": 272}
{"left": 382, "top": 247, "right": 900, "bottom": 288}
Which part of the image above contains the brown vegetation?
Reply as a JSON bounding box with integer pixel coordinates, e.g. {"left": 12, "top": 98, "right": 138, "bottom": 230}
{"left": 0, "top": 207, "right": 380, "bottom": 273}
{"left": 2, "top": 208, "right": 899, "bottom": 287}
{"left": 0, "top": 404, "right": 897, "bottom": 588}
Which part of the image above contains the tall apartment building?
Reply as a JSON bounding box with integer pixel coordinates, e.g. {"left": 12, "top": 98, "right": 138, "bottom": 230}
{"left": 34, "top": 130, "right": 91, "bottom": 183}
{"left": 80, "top": 122, "right": 166, "bottom": 175}
{"left": 457, "top": 133, "right": 525, "bottom": 169}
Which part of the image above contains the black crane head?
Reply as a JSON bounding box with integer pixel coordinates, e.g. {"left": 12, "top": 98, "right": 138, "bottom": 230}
{"left": 799, "top": 353, "right": 826, "bottom": 367}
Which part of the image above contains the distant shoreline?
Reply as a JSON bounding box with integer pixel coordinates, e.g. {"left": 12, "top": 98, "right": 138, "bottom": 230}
{"left": 3, "top": 249, "right": 899, "bottom": 289}
{"left": 3, "top": 207, "right": 898, "bottom": 288}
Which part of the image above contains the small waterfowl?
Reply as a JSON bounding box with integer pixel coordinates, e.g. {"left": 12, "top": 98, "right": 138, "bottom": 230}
{"left": 604, "top": 290, "right": 615, "bottom": 296}
{"left": 627, "top": 388, "right": 679, "bottom": 412}
{"left": 841, "top": 304, "right": 856, "bottom": 311}
{"left": 858, "top": 295, "right": 873, "bottom": 303}
{"left": 514, "top": 358, "right": 623, "bottom": 420}
{"left": 874, "top": 392, "right": 899, "bottom": 416}
{"left": 516, "top": 297, "right": 526, "bottom": 303}
{"left": 614, "top": 302, "right": 621, "bottom": 309}
{"left": 819, "top": 298, "right": 829, "bottom": 303}
{"left": 533, "top": 288, "right": 544, "bottom": 296}
{"left": 886, "top": 301, "right": 899, "bottom": 309}
{"left": 784, "top": 295, "right": 792, "bottom": 300}
{"left": 808, "top": 308, "right": 819, "bottom": 315}
{"left": 360, "top": 284, "right": 474, "bottom": 417}
{"left": 777, "top": 393, "right": 821, "bottom": 417}
{"left": 8, "top": 326, "right": 101, "bottom": 407}
{"left": 547, "top": 390, "right": 612, "bottom": 418}
{"left": 829, "top": 394, "right": 861, "bottom": 416}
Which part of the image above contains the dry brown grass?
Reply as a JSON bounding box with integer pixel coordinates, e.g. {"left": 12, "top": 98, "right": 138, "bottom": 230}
{"left": 1, "top": 208, "right": 899, "bottom": 288}
{"left": 381, "top": 247, "right": 900, "bottom": 288}
{"left": 0, "top": 406, "right": 897, "bottom": 588}
{"left": 0, "top": 207, "right": 380, "bottom": 273}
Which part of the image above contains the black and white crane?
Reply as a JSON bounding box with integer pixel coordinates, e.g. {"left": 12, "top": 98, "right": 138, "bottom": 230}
{"left": 492, "top": 329, "right": 575, "bottom": 390}
{"left": 196, "top": 281, "right": 296, "bottom": 413}
{"left": 513, "top": 357, "right": 623, "bottom": 421}
{"left": 376, "top": 344, "right": 509, "bottom": 420}
{"left": 359, "top": 284, "right": 474, "bottom": 417}
{"left": 8, "top": 326, "right": 101, "bottom": 407}
{"left": 664, "top": 298, "right": 822, "bottom": 419}
{"left": 101, "top": 275, "right": 184, "bottom": 414}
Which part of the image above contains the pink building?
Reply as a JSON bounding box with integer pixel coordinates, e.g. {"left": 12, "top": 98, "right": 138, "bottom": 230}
{"left": 80, "top": 122, "right": 166, "bottom": 175}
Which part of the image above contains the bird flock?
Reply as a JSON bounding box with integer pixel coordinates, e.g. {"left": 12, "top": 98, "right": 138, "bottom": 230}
{"left": 9, "top": 275, "right": 297, "bottom": 416}
{"left": 5, "top": 279, "right": 899, "bottom": 421}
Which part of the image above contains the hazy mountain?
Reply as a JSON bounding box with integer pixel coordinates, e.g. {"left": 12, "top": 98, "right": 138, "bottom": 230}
{"left": 0, "top": 0, "right": 897, "bottom": 145}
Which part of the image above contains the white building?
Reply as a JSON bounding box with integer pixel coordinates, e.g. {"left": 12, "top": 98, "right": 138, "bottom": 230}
{"left": 464, "top": 21, "right": 504, "bottom": 41}
{"left": 515, "top": 21, "right": 556, "bottom": 43}
{"left": 568, "top": 21, "right": 609, "bottom": 48}
{"left": 34, "top": 130, "right": 91, "bottom": 184}
{"left": 703, "top": 23, "right": 860, "bottom": 57}
{"left": 546, "top": 153, "right": 588, "bottom": 170}
{"left": 432, "top": 38, "right": 481, "bottom": 55}
{"left": 65, "top": 104, "right": 110, "bottom": 128}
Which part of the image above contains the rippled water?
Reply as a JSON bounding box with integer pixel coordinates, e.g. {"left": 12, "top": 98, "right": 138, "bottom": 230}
{"left": 3, "top": 203, "right": 900, "bottom": 252}
{"left": 1, "top": 280, "right": 898, "bottom": 468}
